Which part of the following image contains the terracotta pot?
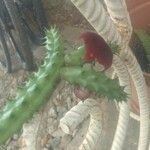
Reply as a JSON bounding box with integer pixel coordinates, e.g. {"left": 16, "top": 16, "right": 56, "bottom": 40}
{"left": 126, "top": 0, "right": 150, "bottom": 32}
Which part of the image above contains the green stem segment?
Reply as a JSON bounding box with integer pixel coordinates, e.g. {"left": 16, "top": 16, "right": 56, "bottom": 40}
{"left": 61, "top": 66, "right": 127, "bottom": 102}
{"left": 65, "top": 46, "right": 85, "bottom": 66}
{"left": 64, "top": 43, "right": 120, "bottom": 66}
{"left": 0, "top": 28, "right": 64, "bottom": 144}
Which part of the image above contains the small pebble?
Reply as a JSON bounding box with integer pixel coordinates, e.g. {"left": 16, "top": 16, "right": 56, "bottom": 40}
{"left": 48, "top": 120, "right": 58, "bottom": 134}
{"left": 42, "top": 147, "right": 49, "bottom": 150}
{"left": 13, "top": 134, "right": 18, "bottom": 140}
{"left": 66, "top": 97, "right": 72, "bottom": 109}
{"left": 52, "top": 128, "right": 65, "bottom": 137}
{"left": 50, "top": 137, "right": 61, "bottom": 148}
{"left": 49, "top": 107, "right": 57, "bottom": 118}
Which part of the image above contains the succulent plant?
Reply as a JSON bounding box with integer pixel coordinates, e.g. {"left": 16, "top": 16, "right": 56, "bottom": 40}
{"left": 0, "top": 28, "right": 127, "bottom": 144}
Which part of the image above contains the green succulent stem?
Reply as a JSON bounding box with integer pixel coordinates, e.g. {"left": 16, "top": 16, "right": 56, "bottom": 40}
{"left": 0, "top": 28, "right": 64, "bottom": 144}
{"left": 65, "top": 42, "right": 120, "bottom": 67}
{"left": 60, "top": 66, "right": 127, "bottom": 102}
{"left": 65, "top": 46, "right": 85, "bottom": 66}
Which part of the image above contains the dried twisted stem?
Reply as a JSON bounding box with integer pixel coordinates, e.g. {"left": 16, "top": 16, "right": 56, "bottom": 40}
{"left": 60, "top": 98, "right": 102, "bottom": 150}
{"left": 104, "top": 1, "right": 132, "bottom": 149}
{"left": 111, "top": 55, "right": 131, "bottom": 150}
{"left": 60, "top": 99, "right": 94, "bottom": 134}
{"left": 121, "top": 48, "right": 150, "bottom": 150}
{"left": 71, "top": 0, "right": 122, "bottom": 45}
{"left": 79, "top": 105, "right": 102, "bottom": 150}
{"left": 104, "top": 0, "right": 149, "bottom": 149}
{"left": 103, "top": 0, "right": 132, "bottom": 44}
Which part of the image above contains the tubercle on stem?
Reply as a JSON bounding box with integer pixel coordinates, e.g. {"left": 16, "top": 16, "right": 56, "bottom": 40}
{"left": 0, "top": 28, "right": 64, "bottom": 144}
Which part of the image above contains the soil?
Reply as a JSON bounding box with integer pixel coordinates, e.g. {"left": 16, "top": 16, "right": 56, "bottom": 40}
{"left": 44, "top": 0, "right": 93, "bottom": 30}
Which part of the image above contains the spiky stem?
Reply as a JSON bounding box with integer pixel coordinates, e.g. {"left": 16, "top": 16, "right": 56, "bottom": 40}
{"left": 0, "top": 28, "right": 64, "bottom": 144}
{"left": 65, "top": 46, "right": 85, "bottom": 66}
{"left": 61, "top": 66, "right": 127, "bottom": 102}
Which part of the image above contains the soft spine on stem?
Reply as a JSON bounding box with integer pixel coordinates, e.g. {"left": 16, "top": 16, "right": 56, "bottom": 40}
{"left": 0, "top": 28, "right": 64, "bottom": 144}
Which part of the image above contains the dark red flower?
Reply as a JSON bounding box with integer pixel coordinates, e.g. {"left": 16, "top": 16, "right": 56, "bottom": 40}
{"left": 80, "top": 31, "right": 113, "bottom": 70}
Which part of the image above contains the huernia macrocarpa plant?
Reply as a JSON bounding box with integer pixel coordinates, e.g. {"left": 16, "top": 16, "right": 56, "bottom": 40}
{"left": 0, "top": 28, "right": 127, "bottom": 144}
